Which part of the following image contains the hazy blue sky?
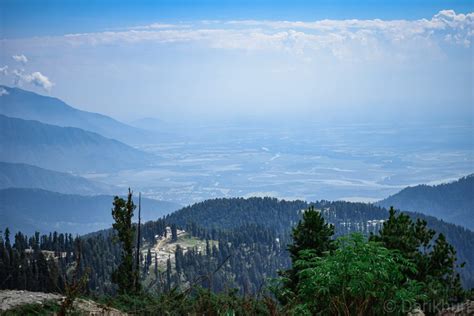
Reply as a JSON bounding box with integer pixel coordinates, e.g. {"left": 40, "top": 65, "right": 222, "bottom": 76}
{"left": 1, "top": 0, "right": 473, "bottom": 123}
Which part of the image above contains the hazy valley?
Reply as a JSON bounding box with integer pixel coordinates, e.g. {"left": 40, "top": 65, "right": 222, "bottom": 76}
{"left": 1, "top": 3, "right": 473, "bottom": 313}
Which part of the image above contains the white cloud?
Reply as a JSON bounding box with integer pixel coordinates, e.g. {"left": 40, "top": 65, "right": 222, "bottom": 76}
{"left": 0, "top": 65, "right": 8, "bottom": 75}
{"left": 41, "top": 10, "right": 470, "bottom": 62}
{"left": 1, "top": 10, "right": 472, "bottom": 64}
{"left": 12, "top": 54, "right": 28, "bottom": 64}
{"left": 13, "top": 70, "right": 54, "bottom": 91}
{"left": 0, "top": 87, "right": 9, "bottom": 96}
{"left": 226, "top": 10, "right": 473, "bottom": 34}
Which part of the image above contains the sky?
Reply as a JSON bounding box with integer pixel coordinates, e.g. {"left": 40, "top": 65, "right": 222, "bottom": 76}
{"left": 0, "top": 0, "right": 473, "bottom": 124}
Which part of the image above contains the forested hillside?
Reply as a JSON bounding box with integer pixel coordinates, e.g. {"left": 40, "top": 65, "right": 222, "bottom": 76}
{"left": 4, "top": 197, "right": 472, "bottom": 298}
{"left": 2, "top": 196, "right": 473, "bottom": 315}
{"left": 379, "top": 175, "right": 474, "bottom": 230}
{"left": 164, "top": 198, "right": 474, "bottom": 289}
{"left": 165, "top": 197, "right": 387, "bottom": 236}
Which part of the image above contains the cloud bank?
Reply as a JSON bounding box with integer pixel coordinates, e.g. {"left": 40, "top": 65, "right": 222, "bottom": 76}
{"left": 44, "top": 9, "right": 472, "bottom": 62}
{"left": 0, "top": 10, "right": 471, "bottom": 122}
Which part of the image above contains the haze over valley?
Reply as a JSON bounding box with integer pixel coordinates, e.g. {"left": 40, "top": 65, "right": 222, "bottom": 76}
{"left": 1, "top": 85, "right": 472, "bottom": 208}
{"left": 0, "top": 2, "right": 473, "bottom": 314}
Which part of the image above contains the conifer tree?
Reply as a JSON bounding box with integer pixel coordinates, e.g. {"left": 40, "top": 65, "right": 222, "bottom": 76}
{"left": 111, "top": 189, "right": 137, "bottom": 294}
{"left": 154, "top": 253, "right": 158, "bottom": 278}
{"left": 277, "top": 205, "right": 335, "bottom": 301}
{"left": 146, "top": 248, "right": 152, "bottom": 271}
{"left": 288, "top": 206, "right": 335, "bottom": 260}
{"left": 171, "top": 224, "right": 178, "bottom": 242}
{"left": 4, "top": 228, "right": 11, "bottom": 250}
{"left": 166, "top": 257, "right": 172, "bottom": 292}
{"left": 370, "top": 207, "right": 465, "bottom": 309}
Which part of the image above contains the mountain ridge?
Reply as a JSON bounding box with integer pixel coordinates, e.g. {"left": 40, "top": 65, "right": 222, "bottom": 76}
{"left": 0, "top": 161, "right": 117, "bottom": 195}
{"left": 0, "top": 187, "right": 181, "bottom": 235}
{"left": 378, "top": 174, "right": 474, "bottom": 230}
{"left": 0, "top": 114, "right": 154, "bottom": 172}
{"left": 0, "top": 85, "right": 153, "bottom": 144}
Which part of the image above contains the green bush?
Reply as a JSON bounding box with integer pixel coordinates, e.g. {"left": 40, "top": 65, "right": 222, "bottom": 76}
{"left": 290, "top": 233, "right": 426, "bottom": 315}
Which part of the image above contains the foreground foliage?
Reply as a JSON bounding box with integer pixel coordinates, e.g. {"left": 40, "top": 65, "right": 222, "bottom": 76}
{"left": 3, "top": 197, "right": 473, "bottom": 296}
{"left": 99, "top": 289, "right": 276, "bottom": 315}
{"left": 370, "top": 207, "right": 466, "bottom": 312}
{"left": 277, "top": 206, "right": 335, "bottom": 303}
{"left": 291, "top": 233, "right": 425, "bottom": 315}
{"left": 1, "top": 198, "right": 472, "bottom": 315}
{"left": 274, "top": 206, "right": 467, "bottom": 315}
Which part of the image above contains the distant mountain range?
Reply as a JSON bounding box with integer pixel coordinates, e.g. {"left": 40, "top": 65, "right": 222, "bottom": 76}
{"left": 0, "top": 162, "right": 116, "bottom": 195}
{"left": 1, "top": 84, "right": 472, "bottom": 289}
{"left": 0, "top": 188, "right": 181, "bottom": 235}
{"left": 0, "top": 114, "right": 154, "bottom": 172}
{"left": 0, "top": 85, "right": 154, "bottom": 144}
{"left": 378, "top": 175, "right": 474, "bottom": 230}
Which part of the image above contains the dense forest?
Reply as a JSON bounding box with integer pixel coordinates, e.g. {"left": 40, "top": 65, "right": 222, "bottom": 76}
{"left": 379, "top": 174, "right": 474, "bottom": 230}
{"left": 0, "top": 229, "right": 74, "bottom": 292}
{"left": 2, "top": 197, "right": 473, "bottom": 301}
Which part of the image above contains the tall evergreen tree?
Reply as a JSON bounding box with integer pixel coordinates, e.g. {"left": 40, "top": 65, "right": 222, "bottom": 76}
{"left": 171, "top": 224, "right": 178, "bottom": 242}
{"left": 370, "top": 207, "right": 465, "bottom": 312}
{"left": 154, "top": 253, "right": 158, "bottom": 279}
{"left": 287, "top": 206, "right": 335, "bottom": 260}
{"left": 166, "top": 257, "right": 172, "bottom": 292}
{"left": 277, "top": 205, "right": 335, "bottom": 302}
{"left": 135, "top": 192, "right": 142, "bottom": 292}
{"left": 111, "top": 189, "right": 137, "bottom": 294}
{"left": 4, "top": 228, "right": 11, "bottom": 250}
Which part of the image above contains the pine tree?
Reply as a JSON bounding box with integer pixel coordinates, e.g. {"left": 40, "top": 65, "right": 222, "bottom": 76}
{"left": 0, "top": 235, "right": 7, "bottom": 288}
{"left": 4, "top": 228, "right": 11, "bottom": 250}
{"left": 171, "top": 224, "right": 178, "bottom": 242}
{"left": 277, "top": 205, "right": 335, "bottom": 302}
{"left": 175, "top": 245, "right": 182, "bottom": 276}
{"left": 135, "top": 192, "right": 142, "bottom": 292}
{"left": 154, "top": 253, "right": 158, "bottom": 279}
{"left": 146, "top": 248, "right": 152, "bottom": 272}
{"left": 288, "top": 206, "right": 335, "bottom": 260}
{"left": 166, "top": 256, "right": 172, "bottom": 292}
{"left": 111, "top": 189, "right": 137, "bottom": 294}
{"left": 370, "top": 207, "right": 465, "bottom": 309}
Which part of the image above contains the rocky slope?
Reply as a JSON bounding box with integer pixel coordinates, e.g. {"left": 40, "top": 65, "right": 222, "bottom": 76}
{"left": 0, "top": 290, "right": 126, "bottom": 315}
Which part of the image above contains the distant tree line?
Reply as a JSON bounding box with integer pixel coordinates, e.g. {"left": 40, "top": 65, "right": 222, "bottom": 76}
{"left": 0, "top": 228, "right": 74, "bottom": 292}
